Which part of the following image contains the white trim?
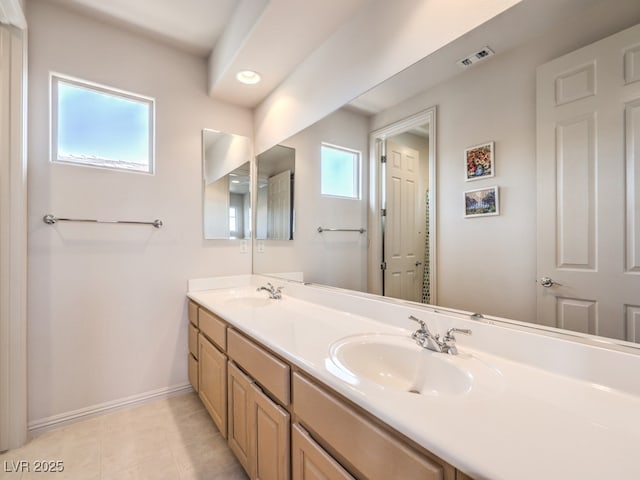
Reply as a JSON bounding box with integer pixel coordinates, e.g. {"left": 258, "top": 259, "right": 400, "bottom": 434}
{"left": 0, "top": 23, "right": 27, "bottom": 452}
{"left": 367, "top": 107, "right": 437, "bottom": 302}
{"left": 28, "top": 383, "right": 194, "bottom": 435}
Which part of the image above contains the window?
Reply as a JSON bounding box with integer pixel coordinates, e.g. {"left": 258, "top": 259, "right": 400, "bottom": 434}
{"left": 51, "top": 74, "right": 155, "bottom": 174}
{"left": 320, "top": 144, "right": 360, "bottom": 199}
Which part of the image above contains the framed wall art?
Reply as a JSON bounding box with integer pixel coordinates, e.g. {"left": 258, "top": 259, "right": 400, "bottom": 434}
{"left": 465, "top": 141, "right": 494, "bottom": 181}
{"left": 464, "top": 186, "right": 499, "bottom": 218}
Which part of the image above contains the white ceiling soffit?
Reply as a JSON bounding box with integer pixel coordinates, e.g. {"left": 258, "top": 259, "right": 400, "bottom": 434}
{"left": 254, "top": 0, "right": 524, "bottom": 154}
{"left": 55, "top": 0, "right": 240, "bottom": 56}
{"left": 207, "top": 0, "right": 372, "bottom": 108}
{"left": 349, "top": 0, "right": 640, "bottom": 115}
{"left": 0, "top": 0, "right": 27, "bottom": 29}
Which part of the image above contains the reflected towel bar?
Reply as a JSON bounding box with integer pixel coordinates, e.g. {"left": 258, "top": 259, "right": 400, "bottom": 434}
{"left": 317, "top": 226, "right": 366, "bottom": 234}
{"left": 43, "top": 214, "right": 163, "bottom": 229}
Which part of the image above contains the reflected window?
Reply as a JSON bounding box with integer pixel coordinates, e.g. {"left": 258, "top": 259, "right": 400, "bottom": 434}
{"left": 51, "top": 74, "right": 155, "bottom": 174}
{"left": 321, "top": 144, "right": 360, "bottom": 199}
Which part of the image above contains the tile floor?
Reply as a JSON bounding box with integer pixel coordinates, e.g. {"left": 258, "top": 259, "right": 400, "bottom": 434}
{"left": 0, "top": 392, "right": 248, "bottom": 480}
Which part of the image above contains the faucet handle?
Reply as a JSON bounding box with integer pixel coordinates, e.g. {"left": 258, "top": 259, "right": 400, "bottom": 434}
{"left": 445, "top": 327, "right": 472, "bottom": 340}
{"left": 408, "top": 315, "right": 426, "bottom": 330}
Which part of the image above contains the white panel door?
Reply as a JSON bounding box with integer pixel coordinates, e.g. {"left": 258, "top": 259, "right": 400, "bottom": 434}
{"left": 384, "top": 141, "right": 422, "bottom": 302}
{"left": 267, "top": 169, "right": 292, "bottom": 240}
{"left": 536, "top": 23, "right": 640, "bottom": 341}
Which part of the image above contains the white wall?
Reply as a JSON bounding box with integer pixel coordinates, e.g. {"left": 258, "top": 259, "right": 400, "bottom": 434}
{"left": 253, "top": 108, "right": 369, "bottom": 291}
{"left": 370, "top": 4, "right": 640, "bottom": 324}
{"left": 26, "top": 0, "right": 252, "bottom": 425}
{"left": 253, "top": 0, "right": 522, "bottom": 153}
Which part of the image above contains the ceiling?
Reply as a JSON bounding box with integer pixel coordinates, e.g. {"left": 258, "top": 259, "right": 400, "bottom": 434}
{"left": 48, "top": 0, "right": 640, "bottom": 115}
{"left": 53, "top": 0, "right": 371, "bottom": 108}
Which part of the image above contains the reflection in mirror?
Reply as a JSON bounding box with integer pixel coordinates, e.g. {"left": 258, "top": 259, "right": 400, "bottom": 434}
{"left": 370, "top": 109, "right": 435, "bottom": 305}
{"left": 256, "top": 145, "right": 295, "bottom": 240}
{"left": 202, "top": 129, "right": 252, "bottom": 239}
{"left": 253, "top": 0, "right": 640, "bottom": 347}
{"left": 253, "top": 109, "right": 369, "bottom": 291}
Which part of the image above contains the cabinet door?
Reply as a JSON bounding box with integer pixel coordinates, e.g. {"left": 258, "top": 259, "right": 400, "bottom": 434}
{"left": 228, "top": 361, "right": 254, "bottom": 476}
{"left": 188, "top": 323, "right": 199, "bottom": 358}
{"left": 188, "top": 353, "right": 199, "bottom": 392}
{"left": 292, "top": 424, "right": 354, "bottom": 480}
{"left": 252, "top": 385, "right": 290, "bottom": 480}
{"left": 199, "top": 334, "right": 227, "bottom": 438}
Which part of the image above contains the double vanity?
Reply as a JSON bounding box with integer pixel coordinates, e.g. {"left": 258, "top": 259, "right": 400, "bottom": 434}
{"left": 187, "top": 275, "right": 640, "bottom": 480}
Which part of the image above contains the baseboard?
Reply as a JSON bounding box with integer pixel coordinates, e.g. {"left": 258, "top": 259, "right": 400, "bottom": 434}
{"left": 28, "top": 383, "right": 194, "bottom": 435}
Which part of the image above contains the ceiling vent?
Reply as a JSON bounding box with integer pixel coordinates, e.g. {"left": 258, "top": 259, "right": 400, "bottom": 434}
{"left": 457, "top": 46, "right": 495, "bottom": 68}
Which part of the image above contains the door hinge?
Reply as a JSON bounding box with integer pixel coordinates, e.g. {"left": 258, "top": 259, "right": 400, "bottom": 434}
{"left": 381, "top": 155, "right": 387, "bottom": 164}
{"left": 380, "top": 262, "right": 387, "bottom": 270}
{"left": 381, "top": 208, "right": 386, "bottom": 217}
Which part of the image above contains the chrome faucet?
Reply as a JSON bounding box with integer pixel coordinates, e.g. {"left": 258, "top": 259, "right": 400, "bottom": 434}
{"left": 256, "top": 282, "right": 283, "bottom": 300}
{"left": 408, "top": 315, "right": 471, "bottom": 355}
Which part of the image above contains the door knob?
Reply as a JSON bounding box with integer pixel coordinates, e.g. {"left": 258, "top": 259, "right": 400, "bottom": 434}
{"left": 539, "top": 276, "right": 561, "bottom": 288}
{"left": 415, "top": 261, "right": 423, "bottom": 267}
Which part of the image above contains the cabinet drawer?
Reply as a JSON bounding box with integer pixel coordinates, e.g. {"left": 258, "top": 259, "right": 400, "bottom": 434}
{"left": 293, "top": 373, "right": 451, "bottom": 480}
{"left": 188, "top": 322, "right": 199, "bottom": 358}
{"left": 292, "top": 424, "right": 354, "bottom": 480}
{"left": 227, "top": 329, "right": 290, "bottom": 406}
{"left": 188, "top": 353, "right": 198, "bottom": 392}
{"left": 188, "top": 300, "right": 198, "bottom": 327}
{"left": 199, "top": 308, "right": 227, "bottom": 351}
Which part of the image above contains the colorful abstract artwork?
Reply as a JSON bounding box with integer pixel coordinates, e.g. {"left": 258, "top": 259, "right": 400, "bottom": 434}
{"left": 465, "top": 142, "right": 494, "bottom": 181}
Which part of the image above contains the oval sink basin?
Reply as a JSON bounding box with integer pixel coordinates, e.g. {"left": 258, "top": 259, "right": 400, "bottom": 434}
{"left": 224, "top": 296, "right": 274, "bottom": 308}
{"left": 330, "top": 334, "right": 477, "bottom": 396}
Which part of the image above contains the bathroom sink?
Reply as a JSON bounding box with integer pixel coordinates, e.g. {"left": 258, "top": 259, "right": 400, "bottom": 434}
{"left": 329, "top": 334, "right": 478, "bottom": 396}
{"left": 224, "top": 296, "right": 274, "bottom": 308}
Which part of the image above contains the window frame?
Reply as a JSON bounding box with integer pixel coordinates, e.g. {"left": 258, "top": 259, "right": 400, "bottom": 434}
{"left": 320, "top": 142, "right": 361, "bottom": 200}
{"left": 50, "top": 72, "right": 156, "bottom": 175}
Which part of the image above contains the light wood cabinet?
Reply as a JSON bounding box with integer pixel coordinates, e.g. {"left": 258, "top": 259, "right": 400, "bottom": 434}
{"left": 252, "top": 384, "right": 290, "bottom": 480}
{"left": 188, "top": 352, "right": 199, "bottom": 392}
{"left": 228, "top": 361, "right": 254, "bottom": 475}
{"left": 292, "top": 372, "right": 455, "bottom": 480}
{"left": 292, "top": 424, "right": 354, "bottom": 480}
{"left": 188, "top": 299, "right": 474, "bottom": 480}
{"left": 188, "top": 300, "right": 199, "bottom": 327}
{"left": 199, "top": 307, "right": 227, "bottom": 350}
{"left": 187, "top": 301, "right": 199, "bottom": 392}
{"left": 456, "top": 472, "right": 475, "bottom": 480}
{"left": 199, "top": 333, "right": 227, "bottom": 438}
{"left": 228, "top": 358, "right": 291, "bottom": 480}
{"left": 228, "top": 329, "right": 290, "bottom": 405}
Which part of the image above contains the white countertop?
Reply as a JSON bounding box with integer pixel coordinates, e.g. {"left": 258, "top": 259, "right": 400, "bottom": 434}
{"left": 188, "top": 276, "right": 640, "bottom": 480}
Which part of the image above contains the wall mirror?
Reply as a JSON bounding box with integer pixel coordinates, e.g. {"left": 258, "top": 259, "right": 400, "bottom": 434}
{"left": 202, "top": 129, "right": 252, "bottom": 239}
{"left": 255, "top": 144, "right": 295, "bottom": 241}
{"left": 253, "top": 0, "right": 640, "bottom": 349}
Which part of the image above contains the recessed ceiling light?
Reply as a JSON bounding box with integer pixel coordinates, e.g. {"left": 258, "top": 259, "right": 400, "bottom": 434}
{"left": 236, "top": 70, "right": 261, "bottom": 85}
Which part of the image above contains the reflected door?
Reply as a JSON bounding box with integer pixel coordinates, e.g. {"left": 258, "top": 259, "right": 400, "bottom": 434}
{"left": 384, "top": 141, "right": 423, "bottom": 302}
{"left": 267, "top": 169, "right": 292, "bottom": 240}
{"left": 536, "top": 23, "right": 640, "bottom": 342}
